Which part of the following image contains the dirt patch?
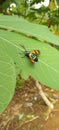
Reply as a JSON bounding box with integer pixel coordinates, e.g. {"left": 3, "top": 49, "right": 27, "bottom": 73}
{"left": 0, "top": 77, "right": 59, "bottom": 130}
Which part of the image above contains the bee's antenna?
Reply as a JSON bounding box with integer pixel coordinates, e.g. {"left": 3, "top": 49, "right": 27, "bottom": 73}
{"left": 19, "top": 44, "right": 26, "bottom": 51}
{"left": 19, "top": 44, "right": 26, "bottom": 58}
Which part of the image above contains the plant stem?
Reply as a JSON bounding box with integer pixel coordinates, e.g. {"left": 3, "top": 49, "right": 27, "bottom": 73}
{"left": 35, "top": 80, "right": 54, "bottom": 109}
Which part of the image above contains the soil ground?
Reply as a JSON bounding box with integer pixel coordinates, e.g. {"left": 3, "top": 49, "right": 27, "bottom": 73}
{"left": 0, "top": 77, "right": 59, "bottom": 130}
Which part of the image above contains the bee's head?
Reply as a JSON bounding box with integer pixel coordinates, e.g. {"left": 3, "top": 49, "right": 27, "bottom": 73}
{"left": 34, "top": 57, "right": 38, "bottom": 62}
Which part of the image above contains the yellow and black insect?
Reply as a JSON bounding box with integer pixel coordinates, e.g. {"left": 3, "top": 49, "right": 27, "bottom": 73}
{"left": 19, "top": 45, "right": 40, "bottom": 64}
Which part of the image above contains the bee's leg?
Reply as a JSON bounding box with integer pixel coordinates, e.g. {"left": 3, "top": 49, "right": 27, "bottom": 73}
{"left": 31, "top": 59, "right": 35, "bottom": 64}
{"left": 19, "top": 51, "right": 25, "bottom": 58}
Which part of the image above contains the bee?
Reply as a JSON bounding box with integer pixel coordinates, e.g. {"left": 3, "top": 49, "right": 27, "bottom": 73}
{"left": 19, "top": 44, "right": 40, "bottom": 64}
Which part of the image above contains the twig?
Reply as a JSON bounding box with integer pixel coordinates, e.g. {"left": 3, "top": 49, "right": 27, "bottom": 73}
{"left": 6, "top": 120, "right": 11, "bottom": 130}
{"left": 14, "top": 116, "right": 39, "bottom": 130}
{"left": 35, "top": 80, "right": 54, "bottom": 109}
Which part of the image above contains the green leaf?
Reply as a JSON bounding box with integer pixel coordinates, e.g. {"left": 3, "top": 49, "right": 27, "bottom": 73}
{"left": 19, "top": 113, "right": 24, "bottom": 121}
{"left": 0, "top": 43, "right": 16, "bottom": 114}
{"left": 0, "top": 15, "right": 59, "bottom": 45}
{"left": 0, "top": 29, "right": 59, "bottom": 90}
{"left": 27, "top": 114, "right": 35, "bottom": 119}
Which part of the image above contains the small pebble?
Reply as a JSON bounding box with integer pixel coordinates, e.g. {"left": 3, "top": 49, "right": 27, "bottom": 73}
{"left": 25, "top": 102, "right": 33, "bottom": 107}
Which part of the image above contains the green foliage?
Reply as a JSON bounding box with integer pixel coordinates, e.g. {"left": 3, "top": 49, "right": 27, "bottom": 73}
{"left": 0, "top": 15, "right": 59, "bottom": 45}
{"left": 56, "top": 0, "right": 59, "bottom": 5}
{"left": 30, "top": 0, "right": 44, "bottom": 6}
{"left": 0, "top": 28, "right": 59, "bottom": 90}
{"left": 0, "top": 43, "right": 16, "bottom": 114}
{"left": 2, "top": 0, "right": 14, "bottom": 10}
{"left": 14, "top": 0, "right": 28, "bottom": 17}
{"left": 0, "top": 15, "right": 59, "bottom": 114}
{"left": 0, "top": 0, "right": 59, "bottom": 31}
{"left": 16, "top": 75, "right": 24, "bottom": 89}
